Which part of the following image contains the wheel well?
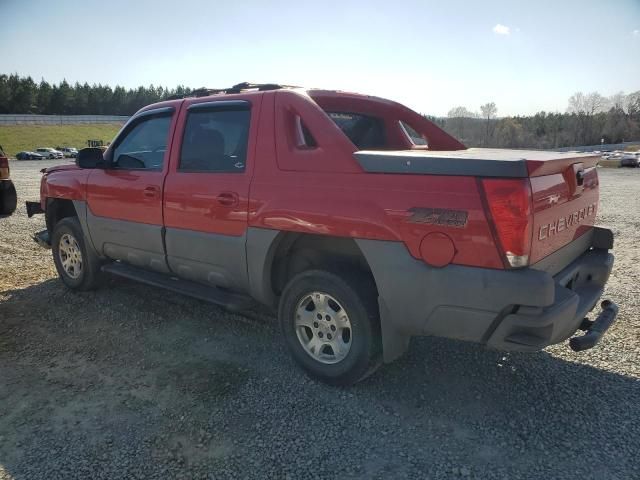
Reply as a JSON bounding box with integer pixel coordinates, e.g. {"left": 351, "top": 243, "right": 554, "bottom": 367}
{"left": 46, "top": 198, "right": 77, "bottom": 233}
{"left": 270, "top": 233, "right": 377, "bottom": 297}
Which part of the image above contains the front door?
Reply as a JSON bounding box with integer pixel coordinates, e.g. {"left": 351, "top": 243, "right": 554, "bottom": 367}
{"left": 163, "top": 98, "right": 259, "bottom": 291}
{"left": 85, "top": 107, "right": 177, "bottom": 273}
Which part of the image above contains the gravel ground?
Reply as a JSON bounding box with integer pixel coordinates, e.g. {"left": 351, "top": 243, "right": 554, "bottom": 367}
{"left": 1, "top": 160, "right": 639, "bottom": 480}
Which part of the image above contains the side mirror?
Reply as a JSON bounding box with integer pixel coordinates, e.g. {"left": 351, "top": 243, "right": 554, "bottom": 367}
{"left": 76, "top": 148, "right": 106, "bottom": 169}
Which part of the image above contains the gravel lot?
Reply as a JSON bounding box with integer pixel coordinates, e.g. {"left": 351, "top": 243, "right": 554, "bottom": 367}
{"left": 1, "top": 160, "right": 639, "bottom": 480}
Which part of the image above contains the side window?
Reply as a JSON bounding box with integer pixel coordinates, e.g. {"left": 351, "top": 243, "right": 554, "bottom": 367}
{"left": 112, "top": 115, "right": 172, "bottom": 170}
{"left": 399, "top": 120, "right": 428, "bottom": 146}
{"left": 180, "top": 108, "right": 250, "bottom": 173}
{"left": 327, "top": 112, "right": 386, "bottom": 150}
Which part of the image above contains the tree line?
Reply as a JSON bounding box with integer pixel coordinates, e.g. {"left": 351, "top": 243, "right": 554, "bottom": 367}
{"left": 0, "top": 74, "right": 193, "bottom": 116}
{"left": 1, "top": 73, "right": 639, "bottom": 148}
{"left": 441, "top": 91, "right": 640, "bottom": 148}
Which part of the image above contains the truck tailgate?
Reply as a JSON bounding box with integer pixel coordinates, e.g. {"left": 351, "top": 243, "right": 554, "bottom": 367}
{"left": 528, "top": 158, "right": 599, "bottom": 264}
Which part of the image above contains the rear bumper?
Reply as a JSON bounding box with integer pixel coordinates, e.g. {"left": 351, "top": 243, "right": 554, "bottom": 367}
{"left": 356, "top": 228, "right": 615, "bottom": 361}
{"left": 484, "top": 248, "right": 613, "bottom": 352}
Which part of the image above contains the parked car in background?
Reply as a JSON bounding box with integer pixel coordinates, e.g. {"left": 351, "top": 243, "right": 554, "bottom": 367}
{"left": 16, "top": 151, "right": 46, "bottom": 160}
{"left": 35, "top": 148, "right": 64, "bottom": 159}
{"left": 620, "top": 152, "right": 640, "bottom": 168}
{"left": 0, "top": 145, "right": 17, "bottom": 217}
{"left": 58, "top": 147, "right": 78, "bottom": 158}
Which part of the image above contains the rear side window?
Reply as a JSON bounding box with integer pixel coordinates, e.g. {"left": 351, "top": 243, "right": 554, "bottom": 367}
{"left": 293, "top": 115, "right": 317, "bottom": 149}
{"left": 327, "top": 112, "right": 386, "bottom": 150}
{"left": 399, "top": 120, "right": 428, "bottom": 146}
{"left": 180, "top": 108, "right": 250, "bottom": 173}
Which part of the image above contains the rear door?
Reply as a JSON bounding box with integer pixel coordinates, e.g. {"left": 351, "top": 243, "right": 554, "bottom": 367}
{"left": 85, "top": 106, "right": 177, "bottom": 273}
{"left": 163, "top": 96, "right": 261, "bottom": 291}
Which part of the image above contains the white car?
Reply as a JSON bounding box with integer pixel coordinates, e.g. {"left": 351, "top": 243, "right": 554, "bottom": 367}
{"left": 35, "top": 148, "right": 64, "bottom": 159}
{"left": 58, "top": 147, "right": 78, "bottom": 158}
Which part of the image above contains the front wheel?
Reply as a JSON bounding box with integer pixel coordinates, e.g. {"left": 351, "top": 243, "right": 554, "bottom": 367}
{"left": 279, "top": 269, "right": 381, "bottom": 386}
{"left": 51, "top": 217, "right": 102, "bottom": 290}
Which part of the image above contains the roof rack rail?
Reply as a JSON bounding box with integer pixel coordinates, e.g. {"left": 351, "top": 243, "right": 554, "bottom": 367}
{"left": 166, "top": 82, "right": 300, "bottom": 100}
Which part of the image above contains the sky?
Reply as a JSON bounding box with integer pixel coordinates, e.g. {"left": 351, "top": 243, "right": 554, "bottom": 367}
{"left": 0, "top": 0, "right": 639, "bottom": 117}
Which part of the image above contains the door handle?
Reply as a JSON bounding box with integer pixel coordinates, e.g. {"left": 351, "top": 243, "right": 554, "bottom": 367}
{"left": 143, "top": 185, "right": 160, "bottom": 198}
{"left": 217, "top": 191, "right": 239, "bottom": 207}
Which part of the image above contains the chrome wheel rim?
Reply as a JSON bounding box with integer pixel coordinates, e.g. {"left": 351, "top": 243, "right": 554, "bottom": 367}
{"left": 294, "top": 292, "right": 352, "bottom": 365}
{"left": 58, "top": 233, "right": 83, "bottom": 279}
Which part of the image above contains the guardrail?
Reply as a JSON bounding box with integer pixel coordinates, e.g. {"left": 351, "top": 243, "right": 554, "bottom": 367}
{"left": 0, "top": 114, "right": 129, "bottom": 125}
{"left": 554, "top": 141, "right": 639, "bottom": 152}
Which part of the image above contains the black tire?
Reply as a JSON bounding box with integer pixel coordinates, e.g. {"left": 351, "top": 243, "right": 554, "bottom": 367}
{"left": 279, "top": 269, "right": 381, "bottom": 386}
{"left": 0, "top": 181, "right": 17, "bottom": 216}
{"left": 51, "top": 217, "right": 102, "bottom": 290}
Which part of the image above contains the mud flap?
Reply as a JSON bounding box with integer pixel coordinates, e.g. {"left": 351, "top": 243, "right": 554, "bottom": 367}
{"left": 378, "top": 297, "right": 411, "bottom": 363}
{"left": 26, "top": 200, "right": 44, "bottom": 217}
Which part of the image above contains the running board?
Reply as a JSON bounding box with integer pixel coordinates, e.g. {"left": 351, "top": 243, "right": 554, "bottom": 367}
{"left": 101, "top": 262, "right": 255, "bottom": 312}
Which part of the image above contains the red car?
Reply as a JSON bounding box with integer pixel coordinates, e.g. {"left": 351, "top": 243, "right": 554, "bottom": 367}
{"left": 28, "top": 83, "right": 617, "bottom": 385}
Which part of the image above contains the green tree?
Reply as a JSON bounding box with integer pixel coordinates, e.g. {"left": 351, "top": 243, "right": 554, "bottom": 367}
{"left": 495, "top": 118, "right": 523, "bottom": 147}
{"left": 36, "top": 79, "right": 52, "bottom": 114}
{"left": 49, "top": 79, "right": 72, "bottom": 114}
{"left": 0, "top": 74, "right": 10, "bottom": 113}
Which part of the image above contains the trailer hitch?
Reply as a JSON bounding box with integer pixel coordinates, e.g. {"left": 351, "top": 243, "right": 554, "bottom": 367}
{"left": 569, "top": 300, "right": 619, "bottom": 352}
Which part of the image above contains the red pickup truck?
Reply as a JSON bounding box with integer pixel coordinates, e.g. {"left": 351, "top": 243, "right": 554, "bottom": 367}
{"left": 28, "top": 83, "right": 617, "bottom": 385}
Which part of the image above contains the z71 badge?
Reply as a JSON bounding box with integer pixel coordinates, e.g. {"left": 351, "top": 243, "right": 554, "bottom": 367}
{"left": 407, "top": 207, "right": 469, "bottom": 228}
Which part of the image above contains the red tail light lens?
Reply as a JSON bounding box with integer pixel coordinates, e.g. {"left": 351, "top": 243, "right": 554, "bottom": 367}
{"left": 481, "top": 178, "right": 533, "bottom": 268}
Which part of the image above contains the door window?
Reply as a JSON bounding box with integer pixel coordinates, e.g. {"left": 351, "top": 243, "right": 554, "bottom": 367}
{"left": 179, "top": 108, "right": 251, "bottom": 172}
{"left": 112, "top": 115, "right": 172, "bottom": 170}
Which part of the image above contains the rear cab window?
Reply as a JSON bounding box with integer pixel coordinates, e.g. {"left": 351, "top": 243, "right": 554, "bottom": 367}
{"left": 327, "top": 112, "right": 386, "bottom": 150}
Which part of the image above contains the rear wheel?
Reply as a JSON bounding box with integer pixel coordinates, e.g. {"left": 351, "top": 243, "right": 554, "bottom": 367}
{"left": 279, "top": 269, "right": 381, "bottom": 386}
{"left": 51, "top": 217, "right": 102, "bottom": 290}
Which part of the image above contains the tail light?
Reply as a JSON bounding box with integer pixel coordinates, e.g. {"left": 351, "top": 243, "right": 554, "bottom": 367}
{"left": 481, "top": 178, "right": 533, "bottom": 268}
{"left": 0, "top": 156, "right": 9, "bottom": 180}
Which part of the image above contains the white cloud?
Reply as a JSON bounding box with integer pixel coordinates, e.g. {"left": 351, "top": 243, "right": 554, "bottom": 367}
{"left": 633, "top": 29, "right": 639, "bottom": 37}
{"left": 493, "top": 24, "right": 511, "bottom": 35}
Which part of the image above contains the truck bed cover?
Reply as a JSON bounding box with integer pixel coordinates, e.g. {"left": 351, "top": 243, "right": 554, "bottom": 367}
{"left": 354, "top": 148, "right": 597, "bottom": 178}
